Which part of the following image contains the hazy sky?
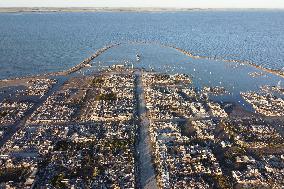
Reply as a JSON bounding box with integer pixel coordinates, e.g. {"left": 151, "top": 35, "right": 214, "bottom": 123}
{"left": 0, "top": 0, "right": 284, "bottom": 8}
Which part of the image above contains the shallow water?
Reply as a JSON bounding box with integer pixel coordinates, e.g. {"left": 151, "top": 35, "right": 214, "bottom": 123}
{"left": 0, "top": 10, "right": 284, "bottom": 79}
{"left": 87, "top": 43, "right": 284, "bottom": 108}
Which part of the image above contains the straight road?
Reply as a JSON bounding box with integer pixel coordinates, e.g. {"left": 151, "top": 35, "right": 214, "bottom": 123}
{"left": 135, "top": 71, "right": 158, "bottom": 189}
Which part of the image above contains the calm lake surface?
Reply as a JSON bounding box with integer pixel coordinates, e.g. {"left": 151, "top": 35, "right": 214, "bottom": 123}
{"left": 0, "top": 10, "right": 284, "bottom": 79}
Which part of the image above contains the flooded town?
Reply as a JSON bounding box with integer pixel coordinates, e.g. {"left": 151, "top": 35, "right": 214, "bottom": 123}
{"left": 1, "top": 0, "right": 284, "bottom": 187}
{"left": 0, "top": 63, "right": 283, "bottom": 189}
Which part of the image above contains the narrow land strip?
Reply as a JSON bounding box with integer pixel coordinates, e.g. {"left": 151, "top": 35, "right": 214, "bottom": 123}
{"left": 135, "top": 70, "right": 158, "bottom": 189}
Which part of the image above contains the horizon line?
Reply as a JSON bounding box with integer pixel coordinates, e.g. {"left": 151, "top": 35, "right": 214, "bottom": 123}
{"left": 0, "top": 7, "right": 284, "bottom": 12}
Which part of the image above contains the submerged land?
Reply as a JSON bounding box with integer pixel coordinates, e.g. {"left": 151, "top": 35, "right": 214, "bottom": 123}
{"left": 0, "top": 6, "right": 284, "bottom": 188}
{"left": 0, "top": 52, "right": 283, "bottom": 189}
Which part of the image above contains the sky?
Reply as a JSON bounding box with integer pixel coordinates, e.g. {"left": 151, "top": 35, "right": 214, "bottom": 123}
{"left": 0, "top": 0, "right": 284, "bottom": 9}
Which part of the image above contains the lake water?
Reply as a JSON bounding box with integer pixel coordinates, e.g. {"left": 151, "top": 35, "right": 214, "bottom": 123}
{"left": 0, "top": 10, "right": 284, "bottom": 79}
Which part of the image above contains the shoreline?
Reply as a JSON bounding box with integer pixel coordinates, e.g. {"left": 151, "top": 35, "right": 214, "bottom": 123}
{"left": 0, "top": 42, "right": 283, "bottom": 86}
{"left": 0, "top": 7, "right": 207, "bottom": 13}
{"left": 0, "top": 44, "right": 121, "bottom": 87}
{"left": 169, "top": 45, "right": 284, "bottom": 79}
{"left": 0, "top": 7, "right": 283, "bottom": 13}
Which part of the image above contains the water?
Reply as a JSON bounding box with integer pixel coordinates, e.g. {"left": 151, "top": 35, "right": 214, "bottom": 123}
{"left": 0, "top": 10, "right": 284, "bottom": 79}
{"left": 86, "top": 43, "right": 284, "bottom": 107}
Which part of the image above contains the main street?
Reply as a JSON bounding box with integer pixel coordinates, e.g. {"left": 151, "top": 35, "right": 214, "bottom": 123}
{"left": 135, "top": 70, "right": 158, "bottom": 189}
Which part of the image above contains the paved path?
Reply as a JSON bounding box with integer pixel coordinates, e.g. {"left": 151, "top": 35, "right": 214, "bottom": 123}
{"left": 135, "top": 71, "right": 158, "bottom": 189}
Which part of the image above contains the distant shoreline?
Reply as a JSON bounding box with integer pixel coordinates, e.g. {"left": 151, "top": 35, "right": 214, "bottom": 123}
{"left": 0, "top": 7, "right": 283, "bottom": 13}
